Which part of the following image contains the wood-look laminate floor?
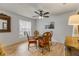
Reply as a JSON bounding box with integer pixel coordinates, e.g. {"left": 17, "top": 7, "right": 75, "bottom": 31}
{"left": 5, "top": 42, "right": 65, "bottom": 56}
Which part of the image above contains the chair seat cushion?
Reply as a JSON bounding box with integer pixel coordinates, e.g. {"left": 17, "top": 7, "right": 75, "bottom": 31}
{"left": 29, "top": 39, "right": 37, "bottom": 43}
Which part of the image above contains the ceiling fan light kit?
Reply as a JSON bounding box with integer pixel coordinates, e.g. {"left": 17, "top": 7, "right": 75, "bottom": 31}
{"left": 39, "top": 16, "right": 43, "bottom": 19}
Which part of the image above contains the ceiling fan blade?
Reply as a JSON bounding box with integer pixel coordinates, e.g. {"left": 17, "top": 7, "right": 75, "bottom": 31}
{"left": 43, "top": 12, "right": 49, "bottom": 15}
{"left": 43, "top": 16, "right": 49, "bottom": 18}
{"left": 34, "top": 11, "right": 40, "bottom": 15}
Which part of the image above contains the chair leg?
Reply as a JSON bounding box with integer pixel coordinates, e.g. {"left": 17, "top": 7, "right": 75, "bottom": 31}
{"left": 41, "top": 47, "right": 46, "bottom": 55}
{"left": 48, "top": 44, "right": 50, "bottom": 51}
{"left": 28, "top": 43, "right": 30, "bottom": 50}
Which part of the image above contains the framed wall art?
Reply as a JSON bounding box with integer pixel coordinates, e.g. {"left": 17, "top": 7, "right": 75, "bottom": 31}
{"left": 45, "top": 22, "right": 55, "bottom": 29}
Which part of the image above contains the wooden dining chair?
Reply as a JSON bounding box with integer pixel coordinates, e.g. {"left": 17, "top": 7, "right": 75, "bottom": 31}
{"left": 34, "top": 30, "right": 39, "bottom": 40}
{"left": 43, "top": 32, "right": 53, "bottom": 46}
{"left": 38, "top": 32, "right": 52, "bottom": 54}
{"left": 27, "top": 33, "right": 37, "bottom": 50}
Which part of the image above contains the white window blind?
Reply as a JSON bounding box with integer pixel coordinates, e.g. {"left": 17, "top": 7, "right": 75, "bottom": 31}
{"left": 19, "top": 20, "right": 31, "bottom": 38}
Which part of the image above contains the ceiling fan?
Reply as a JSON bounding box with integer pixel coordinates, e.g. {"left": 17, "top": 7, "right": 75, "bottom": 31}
{"left": 33, "top": 9, "right": 50, "bottom": 19}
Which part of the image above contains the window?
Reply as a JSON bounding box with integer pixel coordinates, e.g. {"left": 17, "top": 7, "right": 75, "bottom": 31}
{"left": 19, "top": 20, "right": 31, "bottom": 38}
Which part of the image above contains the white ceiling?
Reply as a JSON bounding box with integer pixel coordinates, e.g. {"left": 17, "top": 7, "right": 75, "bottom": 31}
{"left": 0, "top": 3, "right": 79, "bottom": 19}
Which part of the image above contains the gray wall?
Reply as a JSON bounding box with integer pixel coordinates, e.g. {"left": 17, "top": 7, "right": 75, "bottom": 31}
{"left": 0, "top": 10, "right": 36, "bottom": 46}
{"left": 36, "top": 12, "right": 74, "bottom": 43}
